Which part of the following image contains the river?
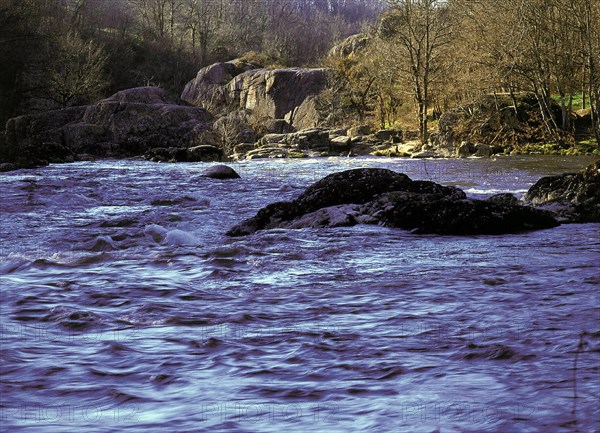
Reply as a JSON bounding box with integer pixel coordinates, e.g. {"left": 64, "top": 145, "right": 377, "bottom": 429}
{"left": 1, "top": 155, "right": 599, "bottom": 432}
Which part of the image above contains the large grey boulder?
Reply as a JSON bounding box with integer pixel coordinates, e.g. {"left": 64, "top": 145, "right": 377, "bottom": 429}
{"left": 1, "top": 87, "right": 215, "bottom": 167}
{"left": 182, "top": 63, "right": 329, "bottom": 131}
{"left": 523, "top": 160, "right": 600, "bottom": 222}
{"left": 227, "top": 168, "right": 559, "bottom": 236}
{"left": 228, "top": 67, "right": 329, "bottom": 130}
{"left": 180, "top": 60, "right": 258, "bottom": 108}
{"left": 83, "top": 87, "right": 213, "bottom": 155}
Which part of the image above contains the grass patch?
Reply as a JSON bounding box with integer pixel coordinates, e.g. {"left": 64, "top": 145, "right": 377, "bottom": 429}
{"left": 516, "top": 138, "right": 599, "bottom": 155}
{"left": 551, "top": 93, "right": 588, "bottom": 111}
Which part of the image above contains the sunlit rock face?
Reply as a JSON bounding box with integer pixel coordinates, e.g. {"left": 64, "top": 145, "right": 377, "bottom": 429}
{"left": 227, "top": 168, "right": 559, "bottom": 236}
{"left": 523, "top": 160, "right": 600, "bottom": 222}
{"left": 182, "top": 60, "right": 329, "bottom": 131}
{"left": 180, "top": 60, "right": 258, "bottom": 108}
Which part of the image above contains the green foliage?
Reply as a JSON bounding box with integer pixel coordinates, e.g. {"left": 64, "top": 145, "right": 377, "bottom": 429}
{"left": 552, "top": 93, "right": 587, "bottom": 112}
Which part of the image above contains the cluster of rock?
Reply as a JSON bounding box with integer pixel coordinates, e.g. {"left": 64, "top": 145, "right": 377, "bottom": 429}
{"left": 425, "top": 93, "right": 581, "bottom": 156}
{"left": 1, "top": 56, "right": 589, "bottom": 170}
{"left": 523, "top": 159, "right": 600, "bottom": 222}
{"left": 1, "top": 87, "right": 214, "bottom": 169}
{"left": 231, "top": 125, "right": 406, "bottom": 160}
{"left": 328, "top": 33, "right": 370, "bottom": 58}
{"left": 227, "top": 168, "right": 560, "bottom": 236}
{"left": 1, "top": 59, "right": 337, "bottom": 169}
{"left": 226, "top": 160, "right": 599, "bottom": 236}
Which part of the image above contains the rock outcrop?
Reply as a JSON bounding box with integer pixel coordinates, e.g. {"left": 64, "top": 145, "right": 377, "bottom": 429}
{"left": 82, "top": 87, "right": 213, "bottom": 155}
{"left": 2, "top": 87, "right": 214, "bottom": 168}
{"left": 328, "top": 34, "right": 370, "bottom": 58}
{"left": 2, "top": 106, "right": 87, "bottom": 167}
{"left": 144, "top": 145, "right": 223, "bottom": 163}
{"left": 523, "top": 160, "right": 600, "bottom": 222}
{"left": 181, "top": 60, "right": 258, "bottom": 108}
{"left": 242, "top": 128, "right": 342, "bottom": 159}
{"left": 182, "top": 62, "right": 329, "bottom": 131}
{"left": 227, "top": 168, "right": 559, "bottom": 236}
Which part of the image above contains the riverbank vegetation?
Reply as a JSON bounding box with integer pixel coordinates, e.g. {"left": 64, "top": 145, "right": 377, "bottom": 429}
{"left": 0, "top": 0, "right": 598, "bottom": 155}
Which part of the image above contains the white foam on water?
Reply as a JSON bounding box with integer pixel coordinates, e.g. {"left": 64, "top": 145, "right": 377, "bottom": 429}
{"left": 164, "top": 229, "right": 199, "bottom": 246}
{"left": 144, "top": 224, "right": 168, "bottom": 243}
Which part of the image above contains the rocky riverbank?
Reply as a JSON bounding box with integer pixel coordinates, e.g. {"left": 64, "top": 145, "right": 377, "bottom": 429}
{"left": 1, "top": 59, "right": 597, "bottom": 172}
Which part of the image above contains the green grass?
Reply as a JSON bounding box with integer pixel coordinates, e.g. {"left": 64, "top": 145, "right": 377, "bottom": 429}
{"left": 552, "top": 93, "right": 588, "bottom": 111}
{"left": 516, "top": 138, "right": 599, "bottom": 156}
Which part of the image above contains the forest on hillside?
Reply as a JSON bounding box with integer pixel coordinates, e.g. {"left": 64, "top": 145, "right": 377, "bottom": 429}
{"left": 0, "top": 0, "right": 598, "bottom": 150}
{"left": 0, "top": 0, "right": 385, "bottom": 124}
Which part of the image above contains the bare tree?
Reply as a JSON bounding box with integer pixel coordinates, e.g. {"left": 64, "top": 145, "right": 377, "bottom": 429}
{"left": 380, "top": 0, "right": 454, "bottom": 146}
{"left": 42, "top": 31, "right": 108, "bottom": 108}
{"left": 571, "top": 0, "right": 600, "bottom": 143}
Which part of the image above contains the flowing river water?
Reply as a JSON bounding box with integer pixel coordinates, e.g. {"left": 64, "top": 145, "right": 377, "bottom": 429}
{"left": 1, "top": 155, "right": 599, "bottom": 432}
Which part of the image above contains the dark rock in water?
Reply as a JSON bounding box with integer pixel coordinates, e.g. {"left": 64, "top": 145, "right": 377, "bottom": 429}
{"left": 227, "top": 168, "right": 559, "bottom": 236}
{"left": 202, "top": 165, "right": 240, "bottom": 179}
{"left": 187, "top": 145, "right": 223, "bottom": 162}
{"left": 473, "top": 143, "right": 492, "bottom": 157}
{"left": 145, "top": 147, "right": 188, "bottom": 162}
{"left": 486, "top": 193, "right": 519, "bottom": 206}
{"left": 144, "top": 144, "right": 222, "bottom": 163}
{"left": 463, "top": 343, "right": 516, "bottom": 360}
{"left": 0, "top": 162, "right": 17, "bottom": 172}
{"left": 365, "top": 191, "right": 557, "bottom": 235}
{"left": 457, "top": 141, "right": 474, "bottom": 158}
{"left": 295, "top": 168, "right": 464, "bottom": 213}
{"left": 523, "top": 160, "right": 600, "bottom": 222}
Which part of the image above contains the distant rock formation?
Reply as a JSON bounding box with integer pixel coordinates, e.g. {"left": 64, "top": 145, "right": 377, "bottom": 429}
{"left": 227, "top": 168, "right": 559, "bottom": 236}
{"left": 328, "top": 33, "right": 370, "bottom": 58}
{"left": 181, "top": 61, "right": 329, "bottom": 131}
{"left": 523, "top": 159, "right": 600, "bottom": 222}
{"left": 2, "top": 87, "right": 213, "bottom": 168}
{"left": 181, "top": 59, "right": 258, "bottom": 108}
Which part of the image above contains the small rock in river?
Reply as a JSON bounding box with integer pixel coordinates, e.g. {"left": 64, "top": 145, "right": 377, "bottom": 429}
{"left": 201, "top": 164, "right": 241, "bottom": 179}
